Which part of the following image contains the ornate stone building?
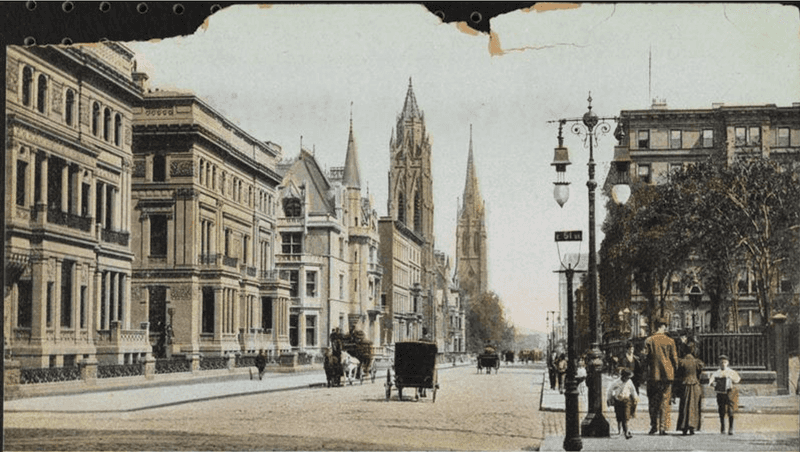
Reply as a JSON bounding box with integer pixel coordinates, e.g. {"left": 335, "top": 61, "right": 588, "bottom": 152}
{"left": 5, "top": 43, "right": 150, "bottom": 368}
{"left": 275, "top": 115, "right": 382, "bottom": 355}
{"left": 380, "top": 80, "right": 438, "bottom": 345}
{"left": 131, "top": 88, "right": 290, "bottom": 359}
{"left": 456, "top": 126, "right": 488, "bottom": 307}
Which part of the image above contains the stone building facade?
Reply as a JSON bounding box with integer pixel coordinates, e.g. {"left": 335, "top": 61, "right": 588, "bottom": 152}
{"left": 614, "top": 101, "right": 800, "bottom": 335}
{"left": 275, "top": 117, "right": 382, "bottom": 356}
{"left": 5, "top": 44, "right": 150, "bottom": 368}
{"left": 130, "top": 89, "right": 290, "bottom": 359}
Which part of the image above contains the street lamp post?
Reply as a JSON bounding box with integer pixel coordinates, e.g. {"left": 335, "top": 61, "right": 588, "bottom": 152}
{"left": 549, "top": 93, "right": 628, "bottom": 439}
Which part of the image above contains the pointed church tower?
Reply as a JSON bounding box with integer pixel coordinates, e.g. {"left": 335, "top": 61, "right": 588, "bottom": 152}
{"left": 456, "top": 125, "right": 488, "bottom": 304}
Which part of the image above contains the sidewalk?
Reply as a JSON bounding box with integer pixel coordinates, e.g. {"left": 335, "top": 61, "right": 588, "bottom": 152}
{"left": 4, "top": 361, "right": 474, "bottom": 413}
{"left": 539, "top": 431, "right": 800, "bottom": 451}
{"left": 540, "top": 374, "right": 800, "bottom": 415}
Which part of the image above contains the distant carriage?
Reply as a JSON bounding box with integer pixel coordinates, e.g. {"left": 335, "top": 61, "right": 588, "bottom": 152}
{"left": 324, "top": 328, "right": 374, "bottom": 387}
{"left": 385, "top": 341, "right": 439, "bottom": 402}
{"left": 503, "top": 350, "right": 515, "bottom": 365}
{"left": 477, "top": 344, "right": 500, "bottom": 374}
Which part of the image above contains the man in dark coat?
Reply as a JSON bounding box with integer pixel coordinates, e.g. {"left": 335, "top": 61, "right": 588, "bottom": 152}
{"left": 645, "top": 317, "right": 679, "bottom": 435}
{"left": 255, "top": 350, "right": 267, "bottom": 380}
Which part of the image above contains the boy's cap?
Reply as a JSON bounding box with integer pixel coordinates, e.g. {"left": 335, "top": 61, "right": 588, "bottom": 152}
{"left": 718, "top": 355, "right": 729, "bottom": 361}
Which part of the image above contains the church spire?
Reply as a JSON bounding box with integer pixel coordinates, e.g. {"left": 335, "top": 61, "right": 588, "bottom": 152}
{"left": 462, "top": 124, "right": 482, "bottom": 213}
{"left": 343, "top": 102, "right": 361, "bottom": 189}
{"left": 400, "top": 77, "right": 422, "bottom": 121}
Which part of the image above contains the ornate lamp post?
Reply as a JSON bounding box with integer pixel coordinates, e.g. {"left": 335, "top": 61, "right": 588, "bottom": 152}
{"left": 549, "top": 94, "right": 629, "bottom": 440}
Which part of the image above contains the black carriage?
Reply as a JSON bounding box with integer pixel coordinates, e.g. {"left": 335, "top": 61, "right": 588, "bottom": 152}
{"left": 324, "top": 328, "right": 374, "bottom": 387}
{"left": 477, "top": 345, "right": 500, "bottom": 374}
{"left": 385, "top": 341, "right": 439, "bottom": 402}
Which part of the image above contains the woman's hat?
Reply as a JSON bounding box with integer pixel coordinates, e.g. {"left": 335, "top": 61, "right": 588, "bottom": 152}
{"left": 620, "top": 368, "right": 633, "bottom": 378}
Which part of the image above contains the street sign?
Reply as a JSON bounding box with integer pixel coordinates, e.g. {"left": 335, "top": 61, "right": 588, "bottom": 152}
{"left": 555, "top": 230, "right": 583, "bottom": 242}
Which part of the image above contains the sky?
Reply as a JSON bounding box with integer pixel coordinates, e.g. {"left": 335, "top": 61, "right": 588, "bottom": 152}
{"left": 126, "top": 3, "right": 800, "bottom": 335}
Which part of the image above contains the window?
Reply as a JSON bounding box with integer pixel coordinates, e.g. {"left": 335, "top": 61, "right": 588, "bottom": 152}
{"left": 283, "top": 198, "right": 302, "bottom": 217}
{"left": 281, "top": 232, "right": 302, "bottom": 254}
{"left": 79, "top": 286, "right": 86, "bottom": 329}
{"left": 462, "top": 234, "right": 469, "bottom": 254}
{"left": 670, "top": 130, "right": 682, "bottom": 149}
{"left": 150, "top": 215, "right": 168, "bottom": 256}
{"left": 735, "top": 127, "right": 746, "bottom": 146}
{"left": 381, "top": 293, "right": 387, "bottom": 310}
{"left": 778, "top": 128, "right": 790, "bottom": 147}
{"left": 103, "top": 108, "right": 111, "bottom": 141}
{"left": 289, "top": 314, "right": 299, "bottom": 347}
{"left": 242, "top": 235, "right": 250, "bottom": 264}
{"left": 152, "top": 154, "right": 166, "bottom": 182}
{"left": 305, "top": 315, "right": 316, "bottom": 346}
{"left": 61, "top": 261, "right": 73, "bottom": 328}
{"left": 474, "top": 232, "right": 480, "bottom": 253}
{"left": 92, "top": 103, "right": 100, "bottom": 136}
{"left": 202, "top": 287, "right": 214, "bottom": 333}
{"left": 702, "top": 129, "right": 714, "bottom": 148}
{"left": 65, "top": 89, "right": 75, "bottom": 126}
{"left": 638, "top": 130, "right": 649, "bottom": 149}
{"left": 81, "top": 182, "right": 90, "bottom": 217}
{"left": 16, "top": 160, "right": 27, "bottom": 206}
{"left": 37, "top": 74, "right": 47, "bottom": 114}
{"left": 17, "top": 280, "right": 32, "bottom": 328}
{"left": 22, "top": 66, "right": 33, "bottom": 106}
{"left": 261, "top": 296, "right": 273, "bottom": 331}
{"left": 413, "top": 191, "right": 421, "bottom": 231}
{"left": 780, "top": 280, "right": 793, "bottom": 294}
{"left": 339, "top": 274, "right": 345, "bottom": 300}
{"left": 46, "top": 282, "right": 53, "bottom": 328}
{"left": 288, "top": 270, "right": 299, "bottom": 297}
{"left": 306, "top": 271, "right": 317, "bottom": 297}
{"left": 748, "top": 127, "right": 761, "bottom": 146}
{"left": 738, "top": 276, "right": 749, "bottom": 294}
{"left": 637, "top": 163, "right": 651, "bottom": 184}
{"left": 671, "top": 281, "right": 682, "bottom": 294}
{"left": 224, "top": 229, "right": 231, "bottom": 257}
{"left": 397, "top": 192, "right": 405, "bottom": 224}
{"left": 114, "top": 114, "right": 122, "bottom": 146}
{"left": 339, "top": 237, "right": 344, "bottom": 259}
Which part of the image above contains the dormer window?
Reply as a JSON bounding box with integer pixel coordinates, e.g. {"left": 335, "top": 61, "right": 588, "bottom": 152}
{"left": 283, "top": 198, "right": 302, "bottom": 217}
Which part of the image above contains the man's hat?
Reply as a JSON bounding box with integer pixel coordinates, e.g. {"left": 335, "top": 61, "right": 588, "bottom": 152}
{"left": 718, "top": 354, "right": 729, "bottom": 362}
{"left": 620, "top": 368, "right": 633, "bottom": 378}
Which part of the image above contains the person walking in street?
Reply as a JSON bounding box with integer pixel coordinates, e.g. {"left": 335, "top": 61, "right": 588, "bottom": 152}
{"left": 645, "top": 317, "right": 678, "bottom": 435}
{"left": 619, "top": 341, "right": 643, "bottom": 395}
{"left": 676, "top": 341, "right": 704, "bottom": 435}
{"left": 606, "top": 368, "right": 639, "bottom": 439}
{"left": 709, "top": 354, "right": 741, "bottom": 435}
{"left": 548, "top": 352, "right": 558, "bottom": 390}
{"left": 576, "top": 358, "right": 587, "bottom": 395}
{"left": 255, "top": 350, "right": 267, "bottom": 380}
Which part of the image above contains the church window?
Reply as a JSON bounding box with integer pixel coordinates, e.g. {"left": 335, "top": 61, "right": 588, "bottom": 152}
{"left": 462, "top": 234, "right": 469, "bottom": 254}
{"left": 397, "top": 192, "right": 405, "bottom": 224}
{"left": 283, "top": 198, "right": 302, "bottom": 217}
{"left": 474, "top": 232, "right": 480, "bottom": 253}
{"left": 414, "top": 190, "right": 422, "bottom": 232}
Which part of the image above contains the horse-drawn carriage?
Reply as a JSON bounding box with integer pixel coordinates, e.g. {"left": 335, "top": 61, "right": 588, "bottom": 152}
{"left": 477, "top": 344, "right": 500, "bottom": 374}
{"left": 323, "top": 328, "right": 373, "bottom": 387}
{"left": 385, "top": 341, "right": 439, "bottom": 402}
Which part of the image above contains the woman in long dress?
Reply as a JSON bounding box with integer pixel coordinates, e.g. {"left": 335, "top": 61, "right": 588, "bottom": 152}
{"left": 676, "top": 343, "right": 704, "bottom": 435}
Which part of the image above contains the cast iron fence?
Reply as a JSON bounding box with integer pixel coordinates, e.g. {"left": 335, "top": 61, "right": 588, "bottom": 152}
{"left": 20, "top": 366, "right": 81, "bottom": 384}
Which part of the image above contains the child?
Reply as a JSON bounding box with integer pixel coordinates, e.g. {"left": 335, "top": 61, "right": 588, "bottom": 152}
{"left": 607, "top": 368, "right": 639, "bottom": 439}
{"left": 708, "top": 355, "right": 740, "bottom": 435}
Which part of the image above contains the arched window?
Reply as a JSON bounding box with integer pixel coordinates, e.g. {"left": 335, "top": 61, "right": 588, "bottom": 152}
{"left": 65, "top": 89, "right": 75, "bottom": 125}
{"left": 103, "top": 108, "right": 111, "bottom": 141}
{"left": 283, "top": 198, "right": 302, "bottom": 217}
{"left": 114, "top": 114, "right": 122, "bottom": 146}
{"left": 462, "top": 234, "right": 469, "bottom": 254}
{"left": 413, "top": 190, "right": 422, "bottom": 232}
{"left": 22, "top": 66, "right": 33, "bottom": 106}
{"left": 37, "top": 74, "right": 47, "bottom": 113}
{"left": 92, "top": 103, "right": 100, "bottom": 136}
{"left": 474, "top": 232, "right": 480, "bottom": 253}
{"left": 397, "top": 192, "right": 405, "bottom": 224}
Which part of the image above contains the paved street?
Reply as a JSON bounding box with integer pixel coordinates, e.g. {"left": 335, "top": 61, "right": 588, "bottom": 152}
{"left": 4, "top": 363, "right": 798, "bottom": 451}
{"left": 3, "top": 363, "right": 545, "bottom": 451}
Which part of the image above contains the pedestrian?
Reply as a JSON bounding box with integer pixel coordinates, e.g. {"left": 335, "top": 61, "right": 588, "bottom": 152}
{"left": 548, "top": 352, "right": 558, "bottom": 390}
{"left": 576, "top": 358, "right": 587, "bottom": 395}
{"left": 255, "top": 349, "right": 267, "bottom": 380}
{"left": 557, "top": 353, "right": 568, "bottom": 394}
{"left": 645, "top": 316, "right": 678, "bottom": 436}
{"left": 606, "top": 368, "right": 639, "bottom": 439}
{"left": 708, "top": 354, "right": 740, "bottom": 435}
{"left": 676, "top": 341, "right": 703, "bottom": 435}
{"left": 619, "top": 341, "right": 643, "bottom": 395}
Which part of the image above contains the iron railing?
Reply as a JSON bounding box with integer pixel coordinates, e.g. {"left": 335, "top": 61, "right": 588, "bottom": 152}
{"left": 97, "top": 363, "right": 144, "bottom": 379}
{"left": 155, "top": 357, "right": 191, "bottom": 374}
{"left": 45, "top": 207, "right": 92, "bottom": 232}
{"left": 199, "top": 356, "right": 228, "bottom": 371}
{"left": 20, "top": 366, "right": 81, "bottom": 384}
{"left": 236, "top": 355, "right": 256, "bottom": 368}
{"left": 101, "top": 228, "right": 130, "bottom": 246}
{"left": 199, "top": 254, "right": 219, "bottom": 265}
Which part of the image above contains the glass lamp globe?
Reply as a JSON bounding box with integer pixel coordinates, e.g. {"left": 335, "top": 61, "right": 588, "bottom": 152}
{"left": 611, "top": 184, "right": 631, "bottom": 205}
{"left": 554, "top": 183, "right": 570, "bottom": 207}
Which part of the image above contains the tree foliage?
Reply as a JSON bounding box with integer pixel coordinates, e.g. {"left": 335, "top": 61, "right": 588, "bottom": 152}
{"left": 465, "top": 291, "right": 516, "bottom": 353}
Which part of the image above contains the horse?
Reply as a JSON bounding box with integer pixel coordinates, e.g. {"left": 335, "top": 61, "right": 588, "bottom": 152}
{"left": 323, "top": 348, "right": 342, "bottom": 387}
{"left": 341, "top": 350, "right": 361, "bottom": 385}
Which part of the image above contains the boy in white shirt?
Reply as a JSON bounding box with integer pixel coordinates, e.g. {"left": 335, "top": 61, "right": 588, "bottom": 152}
{"left": 607, "top": 368, "right": 639, "bottom": 439}
{"left": 708, "top": 355, "right": 741, "bottom": 435}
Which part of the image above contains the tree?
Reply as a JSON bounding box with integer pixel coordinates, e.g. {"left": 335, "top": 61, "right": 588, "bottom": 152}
{"left": 465, "top": 291, "right": 514, "bottom": 353}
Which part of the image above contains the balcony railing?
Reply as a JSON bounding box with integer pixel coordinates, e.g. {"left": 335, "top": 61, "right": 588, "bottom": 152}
{"left": 241, "top": 265, "right": 257, "bottom": 277}
{"left": 223, "top": 256, "right": 239, "bottom": 268}
{"left": 260, "top": 270, "right": 280, "bottom": 281}
{"left": 101, "top": 228, "right": 130, "bottom": 246}
{"left": 38, "top": 207, "right": 92, "bottom": 232}
{"left": 199, "top": 254, "right": 219, "bottom": 265}
{"left": 368, "top": 263, "right": 384, "bottom": 275}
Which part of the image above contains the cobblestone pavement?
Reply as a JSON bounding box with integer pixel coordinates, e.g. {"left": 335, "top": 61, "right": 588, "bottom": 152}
{"left": 4, "top": 364, "right": 547, "bottom": 451}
